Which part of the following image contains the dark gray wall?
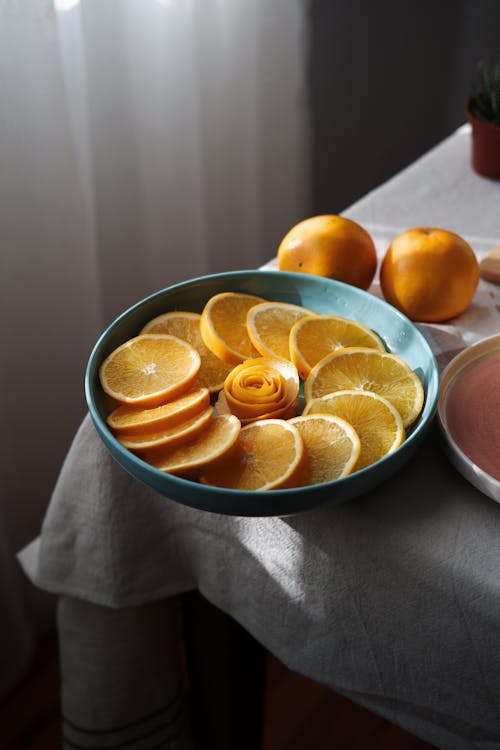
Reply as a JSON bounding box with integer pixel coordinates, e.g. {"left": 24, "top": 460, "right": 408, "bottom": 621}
{"left": 309, "top": 0, "right": 500, "bottom": 213}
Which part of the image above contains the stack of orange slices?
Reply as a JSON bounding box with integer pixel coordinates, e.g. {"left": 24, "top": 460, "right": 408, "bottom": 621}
{"left": 98, "top": 291, "right": 425, "bottom": 490}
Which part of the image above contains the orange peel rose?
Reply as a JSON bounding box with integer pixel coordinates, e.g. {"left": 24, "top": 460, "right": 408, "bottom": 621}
{"left": 218, "top": 357, "right": 300, "bottom": 424}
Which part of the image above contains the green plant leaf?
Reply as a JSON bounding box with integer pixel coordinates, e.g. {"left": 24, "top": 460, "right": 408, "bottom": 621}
{"left": 473, "top": 57, "right": 500, "bottom": 124}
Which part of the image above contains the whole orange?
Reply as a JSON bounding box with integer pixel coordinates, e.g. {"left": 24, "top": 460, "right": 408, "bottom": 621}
{"left": 380, "top": 228, "right": 479, "bottom": 322}
{"left": 277, "top": 215, "right": 377, "bottom": 290}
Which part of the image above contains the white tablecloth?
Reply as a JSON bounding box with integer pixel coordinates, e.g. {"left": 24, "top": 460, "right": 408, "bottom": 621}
{"left": 21, "top": 126, "right": 500, "bottom": 750}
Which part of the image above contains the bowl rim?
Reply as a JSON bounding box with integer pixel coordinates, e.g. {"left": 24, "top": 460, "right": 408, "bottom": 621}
{"left": 85, "top": 269, "right": 440, "bottom": 514}
{"left": 437, "top": 333, "right": 500, "bottom": 501}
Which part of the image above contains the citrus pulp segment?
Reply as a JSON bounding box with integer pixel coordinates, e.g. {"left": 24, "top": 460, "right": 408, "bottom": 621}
{"left": 117, "top": 406, "right": 213, "bottom": 451}
{"left": 290, "top": 314, "right": 385, "bottom": 379}
{"left": 288, "top": 414, "right": 360, "bottom": 485}
{"left": 303, "top": 390, "right": 404, "bottom": 470}
{"left": 140, "top": 311, "right": 232, "bottom": 392}
{"left": 98, "top": 334, "right": 201, "bottom": 407}
{"left": 200, "top": 419, "right": 305, "bottom": 491}
{"left": 246, "top": 301, "right": 315, "bottom": 361}
{"left": 304, "top": 347, "right": 424, "bottom": 428}
{"left": 143, "top": 414, "right": 241, "bottom": 477}
{"left": 200, "top": 292, "right": 267, "bottom": 365}
{"left": 106, "top": 388, "right": 210, "bottom": 434}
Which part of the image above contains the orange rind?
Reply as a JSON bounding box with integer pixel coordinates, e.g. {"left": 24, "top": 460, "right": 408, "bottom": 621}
{"left": 221, "top": 357, "right": 300, "bottom": 424}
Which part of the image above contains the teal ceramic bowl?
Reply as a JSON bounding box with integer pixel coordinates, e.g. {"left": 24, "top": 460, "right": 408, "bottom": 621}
{"left": 85, "top": 270, "right": 439, "bottom": 517}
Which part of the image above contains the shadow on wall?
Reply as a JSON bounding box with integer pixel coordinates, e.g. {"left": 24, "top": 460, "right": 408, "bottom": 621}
{"left": 309, "top": 0, "right": 500, "bottom": 213}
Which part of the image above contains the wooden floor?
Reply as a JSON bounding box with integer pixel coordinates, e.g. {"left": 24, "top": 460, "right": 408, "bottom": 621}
{"left": 1, "top": 636, "right": 62, "bottom": 750}
{"left": 263, "top": 654, "right": 436, "bottom": 750}
{"left": 1, "top": 634, "right": 437, "bottom": 750}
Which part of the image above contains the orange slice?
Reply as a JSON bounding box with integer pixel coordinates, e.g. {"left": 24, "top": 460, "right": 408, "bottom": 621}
{"left": 246, "top": 301, "right": 315, "bottom": 361}
{"left": 304, "top": 347, "right": 424, "bottom": 428}
{"left": 200, "top": 292, "right": 267, "bottom": 365}
{"left": 143, "top": 414, "right": 241, "bottom": 478}
{"left": 117, "top": 406, "right": 213, "bottom": 451}
{"left": 288, "top": 414, "right": 360, "bottom": 485}
{"left": 221, "top": 357, "right": 300, "bottom": 423}
{"left": 106, "top": 387, "right": 210, "bottom": 435}
{"left": 201, "top": 418, "right": 305, "bottom": 491}
{"left": 304, "top": 390, "right": 404, "bottom": 470}
{"left": 99, "top": 334, "right": 201, "bottom": 407}
{"left": 140, "top": 311, "right": 232, "bottom": 393}
{"left": 289, "top": 314, "right": 385, "bottom": 379}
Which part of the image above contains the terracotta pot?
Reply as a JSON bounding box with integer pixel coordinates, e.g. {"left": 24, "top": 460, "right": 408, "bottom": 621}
{"left": 466, "top": 98, "right": 500, "bottom": 180}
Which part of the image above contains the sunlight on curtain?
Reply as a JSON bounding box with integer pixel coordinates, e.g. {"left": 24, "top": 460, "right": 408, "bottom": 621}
{"left": 0, "top": 0, "right": 100, "bottom": 696}
{"left": 55, "top": 0, "right": 311, "bottom": 325}
{"left": 0, "top": 0, "right": 310, "bottom": 696}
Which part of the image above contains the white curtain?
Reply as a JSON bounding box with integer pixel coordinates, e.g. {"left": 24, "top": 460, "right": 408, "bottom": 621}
{"left": 0, "top": 0, "right": 310, "bottom": 697}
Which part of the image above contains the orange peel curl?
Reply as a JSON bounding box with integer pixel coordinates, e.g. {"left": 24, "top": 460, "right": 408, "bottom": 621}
{"left": 219, "top": 357, "right": 300, "bottom": 424}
